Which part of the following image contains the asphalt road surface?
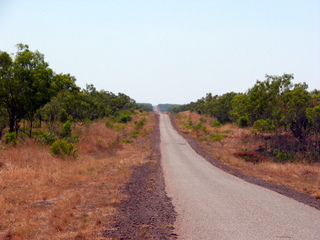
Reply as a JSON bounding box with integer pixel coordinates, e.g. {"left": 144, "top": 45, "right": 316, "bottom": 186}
{"left": 159, "top": 112, "right": 320, "bottom": 240}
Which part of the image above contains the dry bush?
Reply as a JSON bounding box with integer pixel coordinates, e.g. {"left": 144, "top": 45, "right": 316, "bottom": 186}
{"left": 0, "top": 112, "right": 156, "bottom": 239}
{"left": 173, "top": 111, "right": 320, "bottom": 198}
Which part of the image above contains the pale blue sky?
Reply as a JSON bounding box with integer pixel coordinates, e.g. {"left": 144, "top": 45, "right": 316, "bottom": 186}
{"left": 1, "top": 0, "right": 319, "bottom": 105}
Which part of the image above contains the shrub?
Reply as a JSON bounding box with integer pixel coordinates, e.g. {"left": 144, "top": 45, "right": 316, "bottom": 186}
{"left": 51, "top": 139, "right": 76, "bottom": 157}
{"left": 135, "top": 117, "right": 146, "bottom": 131}
{"left": 238, "top": 116, "right": 249, "bottom": 127}
{"left": 212, "top": 120, "right": 222, "bottom": 127}
{"left": 4, "top": 132, "right": 17, "bottom": 146}
{"left": 253, "top": 119, "right": 275, "bottom": 132}
{"left": 58, "top": 109, "right": 68, "bottom": 123}
{"left": 61, "top": 120, "right": 72, "bottom": 138}
{"left": 118, "top": 114, "right": 132, "bottom": 123}
{"left": 32, "top": 130, "right": 57, "bottom": 145}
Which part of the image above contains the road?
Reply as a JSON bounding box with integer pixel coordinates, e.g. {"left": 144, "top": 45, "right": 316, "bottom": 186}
{"left": 159, "top": 112, "right": 320, "bottom": 240}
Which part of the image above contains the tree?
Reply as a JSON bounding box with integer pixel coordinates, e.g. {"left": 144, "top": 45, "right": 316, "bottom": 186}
{"left": 0, "top": 44, "right": 54, "bottom": 134}
{"left": 281, "top": 86, "right": 311, "bottom": 139}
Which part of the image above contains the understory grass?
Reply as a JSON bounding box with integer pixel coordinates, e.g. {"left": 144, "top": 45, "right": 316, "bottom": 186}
{"left": 0, "top": 112, "right": 156, "bottom": 239}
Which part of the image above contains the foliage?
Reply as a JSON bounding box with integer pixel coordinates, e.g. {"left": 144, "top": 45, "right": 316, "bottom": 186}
{"left": 238, "top": 116, "right": 249, "bottom": 127}
{"left": 209, "top": 134, "right": 225, "bottom": 142}
{"left": 60, "top": 120, "right": 72, "bottom": 138}
{"left": 159, "top": 104, "right": 181, "bottom": 112}
{"left": 137, "top": 103, "right": 153, "bottom": 112}
{"left": 117, "top": 111, "right": 133, "bottom": 123}
{"left": 212, "top": 120, "right": 222, "bottom": 127}
{"left": 32, "top": 130, "right": 57, "bottom": 145}
{"left": 0, "top": 44, "right": 148, "bottom": 141}
{"left": 4, "top": 132, "right": 18, "bottom": 146}
{"left": 170, "top": 74, "right": 320, "bottom": 161}
{"left": 253, "top": 119, "right": 275, "bottom": 133}
{"left": 51, "top": 139, "right": 76, "bottom": 157}
{"left": 135, "top": 117, "right": 147, "bottom": 131}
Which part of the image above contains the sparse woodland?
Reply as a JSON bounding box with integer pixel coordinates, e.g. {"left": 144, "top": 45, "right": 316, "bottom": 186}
{"left": 169, "top": 74, "right": 320, "bottom": 163}
{"left": 0, "top": 44, "right": 155, "bottom": 238}
{"left": 1, "top": 44, "right": 319, "bottom": 238}
{"left": 0, "top": 44, "right": 150, "bottom": 154}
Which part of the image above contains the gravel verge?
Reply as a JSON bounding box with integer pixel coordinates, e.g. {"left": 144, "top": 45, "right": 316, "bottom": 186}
{"left": 103, "top": 115, "right": 177, "bottom": 239}
{"left": 169, "top": 114, "right": 320, "bottom": 211}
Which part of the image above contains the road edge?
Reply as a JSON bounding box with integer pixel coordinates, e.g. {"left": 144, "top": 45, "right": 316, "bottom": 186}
{"left": 169, "top": 114, "right": 320, "bottom": 211}
{"left": 103, "top": 114, "right": 177, "bottom": 239}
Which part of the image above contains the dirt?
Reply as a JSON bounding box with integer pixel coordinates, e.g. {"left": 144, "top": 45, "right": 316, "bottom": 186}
{"left": 103, "top": 114, "right": 177, "bottom": 239}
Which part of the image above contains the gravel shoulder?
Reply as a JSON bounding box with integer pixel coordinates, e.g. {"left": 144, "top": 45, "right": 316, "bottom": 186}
{"left": 103, "top": 114, "right": 177, "bottom": 239}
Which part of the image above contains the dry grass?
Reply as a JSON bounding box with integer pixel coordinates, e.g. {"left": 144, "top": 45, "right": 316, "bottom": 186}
{"left": 0, "top": 112, "right": 156, "bottom": 239}
{"left": 173, "top": 111, "right": 320, "bottom": 198}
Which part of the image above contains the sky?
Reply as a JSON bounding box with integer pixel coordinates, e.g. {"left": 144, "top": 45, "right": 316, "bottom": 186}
{"left": 0, "top": 0, "right": 319, "bottom": 105}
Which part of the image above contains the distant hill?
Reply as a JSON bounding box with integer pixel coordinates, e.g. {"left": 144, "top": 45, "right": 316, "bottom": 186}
{"left": 158, "top": 104, "right": 181, "bottom": 112}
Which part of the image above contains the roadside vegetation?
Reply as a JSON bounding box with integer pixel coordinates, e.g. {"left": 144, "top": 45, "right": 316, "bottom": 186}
{"left": 0, "top": 44, "right": 156, "bottom": 239}
{"left": 170, "top": 75, "right": 320, "bottom": 198}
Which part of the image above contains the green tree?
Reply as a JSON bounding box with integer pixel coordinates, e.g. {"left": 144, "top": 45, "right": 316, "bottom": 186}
{"left": 281, "top": 86, "right": 311, "bottom": 139}
{"left": 0, "top": 44, "right": 54, "bottom": 134}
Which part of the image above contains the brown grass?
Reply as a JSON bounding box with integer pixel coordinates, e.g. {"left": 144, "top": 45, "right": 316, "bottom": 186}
{"left": 173, "top": 111, "right": 320, "bottom": 198}
{"left": 0, "top": 112, "right": 156, "bottom": 239}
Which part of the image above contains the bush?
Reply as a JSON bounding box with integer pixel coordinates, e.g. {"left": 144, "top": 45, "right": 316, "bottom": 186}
{"left": 32, "top": 130, "right": 57, "bottom": 145}
{"left": 118, "top": 113, "right": 132, "bottom": 123}
{"left": 253, "top": 119, "right": 275, "bottom": 132}
{"left": 58, "top": 109, "right": 68, "bottom": 123}
{"left": 4, "top": 132, "right": 17, "bottom": 146}
{"left": 61, "top": 120, "right": 72, "bottom": 138}
{"left": 51, "top": 139, "right": 76, "bottom": 157}
{"left": 212, "top": 120, "right": 222, "bottom": 127}
{"left": 238, "top": 116, "right": 249, "bottom": 127}
{"left": 135, "top": 117, "right": 146, "bottom": 130}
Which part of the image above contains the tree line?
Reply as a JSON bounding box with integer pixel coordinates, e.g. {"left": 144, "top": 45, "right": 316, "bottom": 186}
{"left": 169, "top": 74, "right": 320, "bottom": 162}
{"left": 0, "top": 44, "right": 148, "bottom": 138}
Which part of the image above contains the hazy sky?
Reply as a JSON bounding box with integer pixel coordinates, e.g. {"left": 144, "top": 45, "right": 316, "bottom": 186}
{"left": 1, "top": 0, "right": 319, "bottom": 105}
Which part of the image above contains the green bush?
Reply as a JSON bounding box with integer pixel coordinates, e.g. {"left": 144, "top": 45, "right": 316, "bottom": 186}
{"left": 212, "top": 120, "right": 222, "bottom": 127}
{"left": 58, "top": 109, "right": 68, "bottom": 123}
{"left": 253, "top": 119, "right": 275, "bottom": 132}
{"left": 32, "top": 130, "right": 57, "bottom": 145}
{"left": 238, "top": 116, "right": 249, "bottom": 127}
{"left": 51, "top": 139, "right": 76, "bottom": 157}
{"left": 4, "top": 132, "right": 17, "bottom": 146}
{"left": 118, "top": 114, "right": 132, "bottom": 123}
{"left": 61, "top": 120, "right": 72, "bottom": 138}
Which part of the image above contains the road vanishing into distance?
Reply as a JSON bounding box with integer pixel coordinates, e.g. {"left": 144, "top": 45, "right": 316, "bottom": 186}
{"left": 159, "top": 112, "right": 320, "bottom": 240}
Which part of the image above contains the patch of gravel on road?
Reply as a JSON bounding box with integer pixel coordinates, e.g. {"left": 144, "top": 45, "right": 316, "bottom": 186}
{"left": 103, "top": 115, "right": 177, "bottom": 239}
{"left": 169, "top": 114, "right": 320, "bottom": 211}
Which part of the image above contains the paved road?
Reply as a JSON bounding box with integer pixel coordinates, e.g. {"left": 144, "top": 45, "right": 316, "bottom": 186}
{"left": 159, "top": 112, "right": 320, "bottom": 240}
